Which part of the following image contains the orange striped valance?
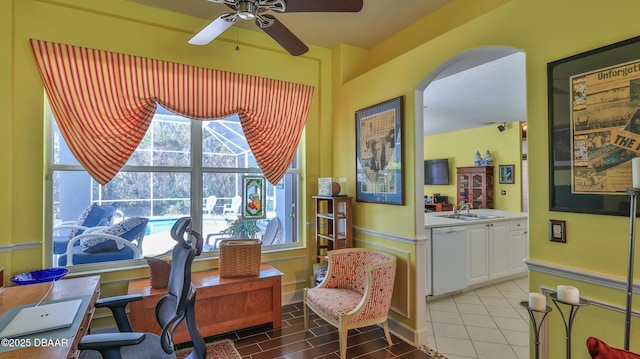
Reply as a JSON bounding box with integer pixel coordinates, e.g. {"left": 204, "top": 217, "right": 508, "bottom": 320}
{"left": 30, "top": 39, "right": 314, "bottom": 185}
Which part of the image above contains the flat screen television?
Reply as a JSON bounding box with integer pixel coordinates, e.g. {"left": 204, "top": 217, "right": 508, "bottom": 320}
{"left": 424, "top": 159, "right": 450, "bottom": 185}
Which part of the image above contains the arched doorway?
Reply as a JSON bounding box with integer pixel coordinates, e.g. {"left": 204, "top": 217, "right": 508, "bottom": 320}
{"left": 412, "top": 46, "right": 527, "bottom": 347}
{"left": 415, "top": 46, "right": 527, "bottom": 230}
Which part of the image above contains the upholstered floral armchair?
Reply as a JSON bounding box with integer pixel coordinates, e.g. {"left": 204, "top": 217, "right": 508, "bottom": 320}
{"left": 303, "top": 248, "right": 397, "bottom": 359}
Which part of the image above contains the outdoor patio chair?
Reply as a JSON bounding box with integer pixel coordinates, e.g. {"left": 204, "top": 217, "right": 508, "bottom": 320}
{"left": 262, "top": 217, "right": 282, "bottom": 245}
{"left": 202, "top": 195, "right": 218, "bottom": 215}
{"left": 222, "top": 196, "right": 242, "bottom": 219}
{"left": 53, "top": 203, "right": 118, "bottom": 256}
{"left": 59, "top": 217, "right": 148, "bottom": 266}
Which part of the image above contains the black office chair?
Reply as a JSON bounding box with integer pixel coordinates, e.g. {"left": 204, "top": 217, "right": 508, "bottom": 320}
{"left": 78, "top": 217, "right": 206, "bottom": 359}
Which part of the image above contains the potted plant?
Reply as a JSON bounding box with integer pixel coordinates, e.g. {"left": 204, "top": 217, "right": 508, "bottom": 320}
{"left": 221, "top": 218, "right": 261, "bottom": 239}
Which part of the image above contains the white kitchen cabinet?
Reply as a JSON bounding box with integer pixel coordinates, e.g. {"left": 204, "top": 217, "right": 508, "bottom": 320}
{"left": 488, "top": 221, "right": 510, "bottom": 279}
{"left": 428, "top": 214, "right": 528, "bottom": 295}
{"left": 467, "top": 219, "right": 525, "bottom": 286}
{"left": 467, "top": 224, "right": 489, "bottom": 285}
{"left": 508, "top": 219, "right": 528, "bottom": 274}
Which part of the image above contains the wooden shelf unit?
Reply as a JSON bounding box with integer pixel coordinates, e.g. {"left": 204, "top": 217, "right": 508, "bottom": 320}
{"left": 456, "top": 166, "right": 494, "bottom": 209}
{"left": 313, "top": 196, "right": 353, "bottom": 262}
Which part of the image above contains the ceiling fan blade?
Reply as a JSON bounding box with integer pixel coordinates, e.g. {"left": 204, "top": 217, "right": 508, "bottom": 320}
{"left": 258, "top": 15, "right": 309, "bottom": 56}
{"left": 283, "top": 0, "right": 363, "bottom": 13}
{"left": 188, "top": 15, "right": 238, "bottom": 45}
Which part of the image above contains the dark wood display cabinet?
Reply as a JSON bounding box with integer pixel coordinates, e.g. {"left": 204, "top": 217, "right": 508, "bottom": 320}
{"left": 456, "top": 166, "right": 494, "bottom": 209}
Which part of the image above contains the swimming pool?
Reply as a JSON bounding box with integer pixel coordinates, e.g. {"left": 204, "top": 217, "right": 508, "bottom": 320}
{"left": 144, "top": 217, "right": 185, "bottom": 236}
{"left": 144, "top": 217, "right": 224, "bottom": 236}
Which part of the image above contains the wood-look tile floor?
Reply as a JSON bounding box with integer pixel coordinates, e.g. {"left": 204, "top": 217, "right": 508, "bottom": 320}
{"left": 203, "top": 302, "right": 438, "bottom": 359}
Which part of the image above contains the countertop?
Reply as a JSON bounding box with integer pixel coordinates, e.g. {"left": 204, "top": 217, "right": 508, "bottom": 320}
{"left": 425, "top": 209, "right": 527, "bottom": 229}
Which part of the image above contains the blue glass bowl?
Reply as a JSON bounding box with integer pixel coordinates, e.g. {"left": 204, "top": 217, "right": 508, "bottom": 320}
{"left": 10, "top": 268, "right": 70, "bottom": 285}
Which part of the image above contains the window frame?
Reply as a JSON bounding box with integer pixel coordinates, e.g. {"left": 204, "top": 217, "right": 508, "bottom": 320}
{"left": 46, "top": 107, "right": 302, "bottom": 272}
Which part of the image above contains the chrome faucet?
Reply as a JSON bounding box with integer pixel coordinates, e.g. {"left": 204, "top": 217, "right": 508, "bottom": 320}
{"left": 453, "top": 201, "right": 473, "bottom": 215}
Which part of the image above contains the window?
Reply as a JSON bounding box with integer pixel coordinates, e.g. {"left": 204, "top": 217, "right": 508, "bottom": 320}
{"left": 50, "top": 105, "right": 300, "bottom": 268}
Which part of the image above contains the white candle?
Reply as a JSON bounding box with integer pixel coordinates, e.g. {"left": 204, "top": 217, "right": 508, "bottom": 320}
{"left": 557, "top": 285, "right": 580, "bottom": 304}
{"left": 529, "top": 292, "right": 546, "bottom": 311}
{"left": 633, "top": 158, "right": 640, "bottom": 188}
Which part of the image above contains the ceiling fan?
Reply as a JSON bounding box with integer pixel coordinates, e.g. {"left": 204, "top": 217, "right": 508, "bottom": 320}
{"left": 188, "top": 0, "right": 363, "bottom": 56}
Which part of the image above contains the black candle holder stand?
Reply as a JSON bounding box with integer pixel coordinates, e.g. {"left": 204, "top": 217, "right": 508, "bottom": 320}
{"left": 520, "top": 301, "right": 552, "bottom": 359}
{"left": 550, "top": 292, "right": 589, "bottom": 359}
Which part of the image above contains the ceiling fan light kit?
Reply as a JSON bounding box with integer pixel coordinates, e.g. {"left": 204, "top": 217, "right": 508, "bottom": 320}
{"left": 190, "top": 0, "right": 363, "bottom": 56}
{"left": 237, "top": 1, "right": 257, "bottom": 20}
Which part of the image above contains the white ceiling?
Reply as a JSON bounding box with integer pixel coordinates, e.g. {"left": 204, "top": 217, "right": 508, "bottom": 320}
{"left": 423, "top": 51, "right": 527, "bottom": 136}
{"left": 127, "top": 0, "right": 527, "bottom": 135}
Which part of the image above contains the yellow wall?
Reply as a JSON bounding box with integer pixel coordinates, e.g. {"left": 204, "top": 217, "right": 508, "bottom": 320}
{"left": 331, "top": 0, "right": 640, "bottom": 355}
{"left": 6, "top": 0, "right": 640, "bottom": 353}
{"left": 424, "top": 123, "right": 523, "bottom": 211}
{"left": 367, "top": 0, "right": 510, "bottom": 71}
{"left": 1, "top": 0, "right": 332, "bottom": 324}
{"left": 0, "top": 0, "right": 503, "bottom": 340}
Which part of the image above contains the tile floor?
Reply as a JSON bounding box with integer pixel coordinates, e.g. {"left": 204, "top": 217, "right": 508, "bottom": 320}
{"left": 426, "top": 276, "right": 531, "bottom": 359}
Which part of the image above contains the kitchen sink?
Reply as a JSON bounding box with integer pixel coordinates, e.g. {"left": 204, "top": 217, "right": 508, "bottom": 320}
{"left": 436, "top": 213, "right": 502, "bottom": 220}
{"left": 473, "top": 214, "right": 501, "bottom": 219}
{"left": 436, "top": 214, "right": 479, "bottom": 220}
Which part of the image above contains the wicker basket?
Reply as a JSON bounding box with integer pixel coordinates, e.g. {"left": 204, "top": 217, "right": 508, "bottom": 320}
{"left": 218, "top": 239, "right": 262, "bottom": 277}
{"left": 145, "top": 256, "right": 171, "bottom": 289}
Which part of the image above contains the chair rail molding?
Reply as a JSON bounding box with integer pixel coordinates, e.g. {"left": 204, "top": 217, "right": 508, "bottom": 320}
{"left": 0, "top": 241, "right": 41, "bottom": 252}
{"left": 525, "top": 258, "right": 640, "bottom": 293}
{"left": 539, "top": 286, "right": 640, "bottom": 319}
{"left": 353, "top": 226, "right": 419, "bottom": 245}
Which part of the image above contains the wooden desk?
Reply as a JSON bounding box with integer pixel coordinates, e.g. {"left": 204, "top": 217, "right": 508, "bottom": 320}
{"left": 128, "top": 264, "right": 283, "bottom": 344}
{"left": 0, "top": 276, "right": 100, "bottom": 359}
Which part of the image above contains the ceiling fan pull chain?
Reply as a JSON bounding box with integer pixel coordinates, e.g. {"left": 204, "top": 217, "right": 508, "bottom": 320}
{"left": 235, "top": 28, "right": 240, "bottom": 52}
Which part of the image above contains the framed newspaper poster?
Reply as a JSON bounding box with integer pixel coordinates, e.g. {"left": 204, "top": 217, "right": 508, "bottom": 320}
{"left": 355, "top": 96, "right": 404, "bottom": 205}
{"left": 548, "top": 35, "right": 640, "bottom": 215}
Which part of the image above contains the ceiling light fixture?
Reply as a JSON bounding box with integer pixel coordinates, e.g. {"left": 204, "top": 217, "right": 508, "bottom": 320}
{"left": 237, "top": 1, "right": 257, "bottom": 20}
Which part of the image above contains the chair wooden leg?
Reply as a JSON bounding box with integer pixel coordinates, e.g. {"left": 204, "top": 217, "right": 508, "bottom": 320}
{"left": 303, "top": 289, "right": 308, "bottom": 331}
{"left": 339, "top": 328, "right": 348, "bottom": 359}
{"left": 383, "top": 320, "right": 393, "bottom": 346}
